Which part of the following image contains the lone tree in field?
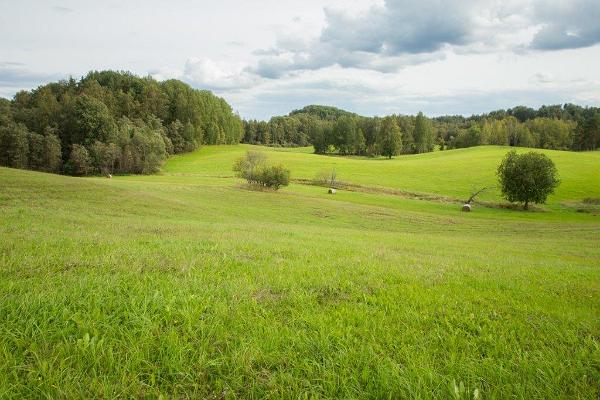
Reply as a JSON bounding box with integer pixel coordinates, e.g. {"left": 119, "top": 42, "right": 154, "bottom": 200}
{"left": 497, "top": 151, "right": 559, "bottom": 210}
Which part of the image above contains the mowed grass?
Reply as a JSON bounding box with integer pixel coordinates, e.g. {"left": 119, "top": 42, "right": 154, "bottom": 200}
{"left": 1, "top": 145, "right": 599, "bottom": 398}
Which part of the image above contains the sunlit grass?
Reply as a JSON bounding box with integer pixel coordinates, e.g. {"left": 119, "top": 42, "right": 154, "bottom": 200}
{"left": 1, "top": 145, "right": 599, "bottom": 398}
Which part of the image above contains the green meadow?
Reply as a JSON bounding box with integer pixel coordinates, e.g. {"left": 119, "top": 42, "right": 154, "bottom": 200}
{"left": 1, "top": 145, "right": 599, "bottom": 398}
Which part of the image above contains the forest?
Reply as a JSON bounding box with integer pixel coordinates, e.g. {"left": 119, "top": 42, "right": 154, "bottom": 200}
{"left": 0, "top": 71, "right": 244, "bottom": 175}
{"left": 243, "top": 104, "right": 600, "bottom": 156}
{"left": 1, "top": 71, "right": 600, "bottom": 176}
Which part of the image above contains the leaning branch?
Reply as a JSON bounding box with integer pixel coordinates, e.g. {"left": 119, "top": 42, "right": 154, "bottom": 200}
{"left": 466, "top": 186, "right": 493, "bottom": 204}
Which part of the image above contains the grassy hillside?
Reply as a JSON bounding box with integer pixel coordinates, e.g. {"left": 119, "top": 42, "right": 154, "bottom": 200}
{"left": 161, "top": 145, "right": 600, "bottom": 206}
{"left": 1, "top": 146, "right": 599, "bottom": 398}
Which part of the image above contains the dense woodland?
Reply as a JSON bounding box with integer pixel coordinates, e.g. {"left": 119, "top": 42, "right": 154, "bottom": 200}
{"left": 1, "top": 71, "right": 599, "bottom": 176}
{"left": 0, "top": 71, "right": 243, "bottom": 175}
{"left": 243, "top": 104, "right": 600, "bottom": 156}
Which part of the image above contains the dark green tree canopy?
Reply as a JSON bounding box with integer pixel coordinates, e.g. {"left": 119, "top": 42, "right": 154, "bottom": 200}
{"left": 0, "top": 70, "right": 244, "bottom": 176}
{"left": 378, "top": 116, "right": 402, "bottom": 159}
{"left": 243, "top": 103, "right": 600, "bottom": 155}
{"left": 497, "top": 151, "right": 560, "bottom": 209}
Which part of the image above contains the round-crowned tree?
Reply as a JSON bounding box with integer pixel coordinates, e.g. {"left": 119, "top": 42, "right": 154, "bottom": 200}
{"left": 497, "top": 151, "right": 559, "bottom": 210}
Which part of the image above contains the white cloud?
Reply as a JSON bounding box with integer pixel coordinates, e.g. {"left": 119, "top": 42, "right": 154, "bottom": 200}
{"left": 0, "top": 0, "right": 599, "bottom": 119}
{"left": 182, "top": 58, "right": 259, "bottom": 90}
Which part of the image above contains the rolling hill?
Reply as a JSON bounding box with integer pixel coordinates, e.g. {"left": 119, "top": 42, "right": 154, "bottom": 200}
{"left": 1, "top": 146, "right": 599, "bottom": 398}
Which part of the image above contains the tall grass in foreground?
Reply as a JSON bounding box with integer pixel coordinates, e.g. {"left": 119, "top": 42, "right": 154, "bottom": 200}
{"left": 1, "top": 147, "right": 599, "bottom": 398}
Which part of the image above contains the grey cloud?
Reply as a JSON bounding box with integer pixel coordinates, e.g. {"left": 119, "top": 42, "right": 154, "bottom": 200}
{"left": 0, "top": 64, "right": 65, "bottom": 99}
{"left": 530, "top": 0, "right": 600, "bottom": 50}
{"left": 321, "top": 1, "right": 471, "bottom": 56}
{"left": 249, "top": 0, "right": 600, "bottom": 79}
{"left": 249, "top": 0, "right": 478, "bottom": 78}
{"left": 0, "top": 63, "right": 62, "bottom": 87}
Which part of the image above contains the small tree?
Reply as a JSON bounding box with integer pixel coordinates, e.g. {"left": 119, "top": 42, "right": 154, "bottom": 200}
{"left": 497, "top": 151, "right": 559, "bottom": 210}
{"left": 233, "top": 151, "right": 267, "bottom": 184}
{"left": 233, "top": 151, "right": 290, "bottom": 190}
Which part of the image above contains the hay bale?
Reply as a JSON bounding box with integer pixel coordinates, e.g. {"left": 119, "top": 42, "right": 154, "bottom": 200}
{"left": 328, "top": 188, "right": 336, "bottom": 194}
{"left": 462, "top": 203, "right": 471, "bottom": 212}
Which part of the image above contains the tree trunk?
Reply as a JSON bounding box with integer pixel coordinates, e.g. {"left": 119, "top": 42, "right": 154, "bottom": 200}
{"left": 524, "top": 200, "right": 529, "bottom": 210}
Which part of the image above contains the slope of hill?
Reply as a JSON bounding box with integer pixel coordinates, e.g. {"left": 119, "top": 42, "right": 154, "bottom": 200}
{"left": 160, "top": 145, "right": 600, "bottom": 207}
{"left": 1, "top": 146, "right": 599, "bottom": 398}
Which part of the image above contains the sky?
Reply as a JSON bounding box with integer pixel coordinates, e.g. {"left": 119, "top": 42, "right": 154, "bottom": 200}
{"left": 1, "top": 0, "right": 599, "bottom": 120}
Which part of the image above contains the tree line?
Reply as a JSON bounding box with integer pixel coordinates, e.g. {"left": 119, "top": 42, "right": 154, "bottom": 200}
{"left": 0, "top": 71, "right": 244, "bottom": 175}
{"left": 243, "top": 104, "right": 600, "bottom": 157}
{"left": 243, "top": 107, "right": 435, "bottom": 157}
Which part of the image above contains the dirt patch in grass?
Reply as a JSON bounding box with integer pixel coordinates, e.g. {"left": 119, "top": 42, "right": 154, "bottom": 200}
{"left": 296, "top": 179, "right": 548, "bottom": 212}
{"left": 252, "top": 288, "right": 286, "bottom": 303}
{"left": 583, "top": 197, "right": 600, "bottom": 205}
{"left": 312, "top": 210, "right": 330, "bottom": 218}
{"left": 295, "top": 179, "right": 455, "bottom": 203}
{"left": 562, "top": 199, "right": 600, "bottom": 215}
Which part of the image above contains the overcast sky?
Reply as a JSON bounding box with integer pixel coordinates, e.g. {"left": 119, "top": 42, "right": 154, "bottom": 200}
{"left": 1, "top": 0, "right": 599, "bottom": 119}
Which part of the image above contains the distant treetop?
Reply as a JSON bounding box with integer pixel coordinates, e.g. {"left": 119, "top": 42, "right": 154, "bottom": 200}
{"left": 289, "top": 105, "right": 359, "bottom": 120}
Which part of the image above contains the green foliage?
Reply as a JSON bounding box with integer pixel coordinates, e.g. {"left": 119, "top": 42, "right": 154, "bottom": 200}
{"left": 574, "top": 112, "right": 600, "bottom": 150}
{"left": 497, "top": 151, "right": 560, "bottom": 209}
{"left": 41, "top": 131, "right": 62, "bottom": 173}
{"left": 0, "top": 70, "right": 244, "bottom": 176}
{"left": 526, "top": 117, "right": 575, "bottom": 150}
{"left": 26, "top": 132, "right": 46, "bottom": 171}
{"left": 89, "top": 141, "right": 119, "bottom": 175}
{"left": 333, "top": 116, "right": 364, "bottom": 155}
{"left": 378, "top": 116, "right": 402, "bottom": 158}
{"left": 414, "top": 112, "right": 435, "bottom": 153}
{"left": 233, "top": 151, "right": 290, "bottom": 190}
{"left": 257, "top": 164, "right": 290, "bottom": 189}
{"left": 0, "top": 123, "right": 30, "bottom": 168}
{"left": 68, "top": 144, "right": 92, "bottom": 176}
{"left": 233, "top": 150, "right": 267, "bottom": 184}
{"left": 289, "top": 104, "right": 357, "bottom": 120}
{"left": 245, "top": 103, "right": 600, "bottom": 156}
{"left": 68, "top": 94, "right": 118, "bottom": 146}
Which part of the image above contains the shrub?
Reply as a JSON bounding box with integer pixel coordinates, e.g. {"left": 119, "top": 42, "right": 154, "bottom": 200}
{"left": 257, "top": 164, "right": 290, "bottom": 190}
{"left": 233, "top": 151, "right": 290, "bottom": 190}
{"left": 233, "top": 151, "right": 267, "bottom": 184}
{"left": 314, "top": 169, "right": 338, "bottom": 188}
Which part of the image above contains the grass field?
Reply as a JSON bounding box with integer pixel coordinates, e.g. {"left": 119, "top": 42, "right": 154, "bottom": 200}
{"left": 1, "top": 145, "right": 599, "bottom": 398}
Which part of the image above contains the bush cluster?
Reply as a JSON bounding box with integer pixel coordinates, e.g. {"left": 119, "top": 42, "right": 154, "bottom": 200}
{"left": 233, "top": 151, "right": 290, "bottom": 190}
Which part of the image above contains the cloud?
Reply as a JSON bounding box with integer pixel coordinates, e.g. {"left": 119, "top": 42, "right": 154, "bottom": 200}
{"left": 0, "top": 63, "right": 64, "bottom": 98}
{"left": 320, "top": 1, "right": 472, "bottom": 55}
{"left": 0, "top": 63, "right": 60, "bottom": 87}
{"left": 248, "top": 0, "right": 501, "bottom": 78}
{"left": 247, "top": 0, "right": 600, "bottom": 79}
{"left": 530, "top": 0, "right": 600, "bottom": 50}
{"left": 182, "top": 58, "right": 260, "bottom": 90}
